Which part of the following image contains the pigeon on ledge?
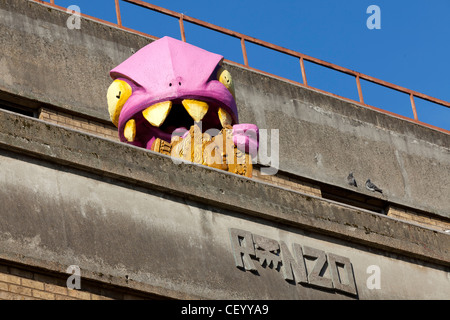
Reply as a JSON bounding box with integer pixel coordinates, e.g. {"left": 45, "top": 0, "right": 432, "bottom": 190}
{"left": 365, "top": 179, "right": 382, "bottom": 193}
{"left": 347, "top": 172, "right": 357, "bottom": 187}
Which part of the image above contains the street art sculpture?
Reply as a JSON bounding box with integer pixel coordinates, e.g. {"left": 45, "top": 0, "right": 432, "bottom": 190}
{"left": 107, "top": 36, "right": 258, "bottom": 177}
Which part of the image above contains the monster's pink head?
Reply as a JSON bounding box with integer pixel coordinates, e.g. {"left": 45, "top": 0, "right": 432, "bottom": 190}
{"left": 107, "top": 36, "right": 239, "bottom": 149}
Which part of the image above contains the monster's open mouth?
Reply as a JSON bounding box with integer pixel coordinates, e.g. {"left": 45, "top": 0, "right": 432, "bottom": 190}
{"left": 122, "top": 98, "right": 234, "bottom": 149}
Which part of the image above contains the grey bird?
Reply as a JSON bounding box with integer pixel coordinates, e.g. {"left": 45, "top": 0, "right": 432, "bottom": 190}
{"left": 347, "top": 172, "right": 357, "bottom": 187}
{"left": 365, "top": 179, "right": 382, "bottom": 193}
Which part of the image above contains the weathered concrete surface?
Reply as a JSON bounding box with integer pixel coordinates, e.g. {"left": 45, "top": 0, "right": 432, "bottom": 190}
{"left": 1, "top": 0, "right": 449, "bottom": 220}
{"left": 231, "top": 63, "right": 450, "bottom": 220}
{"left": 0, "top": 109, "right": 449, "bottom": 299}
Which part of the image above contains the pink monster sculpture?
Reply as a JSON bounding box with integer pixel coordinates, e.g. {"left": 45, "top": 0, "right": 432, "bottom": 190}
{"left": 107, "top": 36, "right": 258, "bottom": 174}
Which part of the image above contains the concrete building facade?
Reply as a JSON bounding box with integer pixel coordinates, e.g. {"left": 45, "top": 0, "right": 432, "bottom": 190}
{"left": 0, "top": 0, "right": 448, "bottom": 300}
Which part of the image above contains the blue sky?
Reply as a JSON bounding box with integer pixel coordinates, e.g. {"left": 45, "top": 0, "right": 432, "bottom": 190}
{"left": 49, "top": 0, "right": 450, "bottom": 131}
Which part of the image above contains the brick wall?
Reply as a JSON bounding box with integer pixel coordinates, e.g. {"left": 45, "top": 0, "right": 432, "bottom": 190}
{"left": 387, "top": 206, "right": 450, "bottom": 233}
{"left": 38, "top": 108, "right": 118, "bottom": 142}
{"left": 253, "top": 167, "right": 322, "bottom": 197}
{"left": 0, "top": 264, "right": 152, "bottom": 300}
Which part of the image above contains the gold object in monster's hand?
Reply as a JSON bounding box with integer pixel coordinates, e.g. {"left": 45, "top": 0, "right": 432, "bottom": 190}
{"left": 150, "top": 124, "right": 253, "bottom": 178}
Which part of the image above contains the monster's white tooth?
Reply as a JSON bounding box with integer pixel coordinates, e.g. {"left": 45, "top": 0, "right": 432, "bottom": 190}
{"left": 124, "top": 119, "right": 136, "bottom": 142}
{"left": 142, "top": 101, "right": 172, "bottom": 127}
{"left": 182, "top": 99, "right": 209, "bottom": 122}
{"left": 218, "top": 107, "right": 232, "bottom": 128}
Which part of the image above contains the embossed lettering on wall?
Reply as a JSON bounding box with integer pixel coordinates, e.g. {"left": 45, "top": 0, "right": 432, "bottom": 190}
{"left": 229, "top": 228, "right": 358, "bottom": 296}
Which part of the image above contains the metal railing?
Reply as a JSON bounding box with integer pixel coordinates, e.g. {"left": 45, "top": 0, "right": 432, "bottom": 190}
{"left": 37, "top": 0, "right": 450, "bottom": 134}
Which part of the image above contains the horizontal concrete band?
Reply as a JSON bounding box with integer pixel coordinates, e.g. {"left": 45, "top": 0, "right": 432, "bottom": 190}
{"left": 0, "top": 109, "right": 448, "bottom": 271}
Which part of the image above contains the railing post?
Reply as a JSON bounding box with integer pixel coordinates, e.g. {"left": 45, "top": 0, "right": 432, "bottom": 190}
{"left": 410, "top": 93, "right": 419, "bottom": 121}
{"left": 356, "top": 75, "right": 364, "bottom": 104}
{"left": 115, "top": 0, "right": 122, "bottom": 27}
{"left": 299, "top": 57, "right": 307, "bottom": 86}
{"left": 179, "top": 14, "right": 186, "bottom": 42}
{"left": 241, "top": 38, "right": 249, "bottom": 66}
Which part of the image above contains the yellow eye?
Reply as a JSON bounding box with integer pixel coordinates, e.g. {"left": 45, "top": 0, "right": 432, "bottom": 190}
{"left": 107, "top": 79, "right": 132, "bottom": 127}
{"left": 217, "top": 67, "right": 235, "bottom": 99}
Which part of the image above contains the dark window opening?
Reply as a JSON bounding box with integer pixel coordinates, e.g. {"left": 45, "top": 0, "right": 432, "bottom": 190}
{"left": 321, "top": 184, "right": 388, "bottom": 215}
{"left": 0, "top": 101, "right": 38, "bottom": 118}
